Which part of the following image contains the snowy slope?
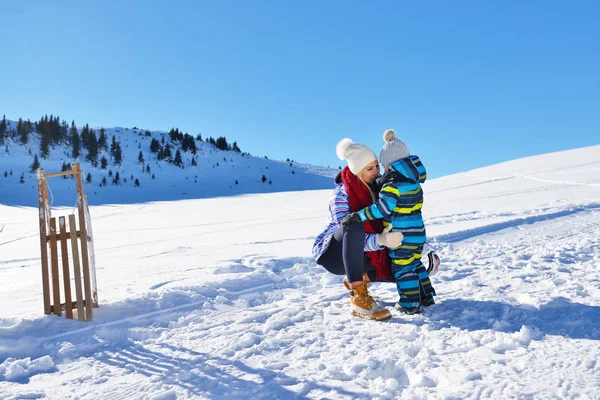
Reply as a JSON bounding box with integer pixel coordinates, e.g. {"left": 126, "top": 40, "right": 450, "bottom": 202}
{"left": 0, "top": 120, "right": 337, "bottom": 207}
{"left": 0, "top": 145, "right": 599, "bottom": 399}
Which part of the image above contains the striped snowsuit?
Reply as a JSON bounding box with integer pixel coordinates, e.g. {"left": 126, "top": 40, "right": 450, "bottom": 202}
{"left": 357, "top": 155, "right": 436, "bottom": 309}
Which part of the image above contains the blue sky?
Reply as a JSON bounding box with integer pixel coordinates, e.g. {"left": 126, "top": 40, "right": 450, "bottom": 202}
{"left": 1, "top": 1, "right": 598, "bottom": 178}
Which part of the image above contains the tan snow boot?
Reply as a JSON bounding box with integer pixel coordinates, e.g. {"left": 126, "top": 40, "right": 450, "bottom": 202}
{"left": 343, "top": 273, "right": 370, "bottom": 291}
{"left": 349, "top": 283, "right": 391, "bottom": 321}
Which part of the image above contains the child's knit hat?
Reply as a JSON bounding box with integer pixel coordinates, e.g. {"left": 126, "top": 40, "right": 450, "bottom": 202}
{"left": 379, "top": 129, "right": 410, "bottom": 167}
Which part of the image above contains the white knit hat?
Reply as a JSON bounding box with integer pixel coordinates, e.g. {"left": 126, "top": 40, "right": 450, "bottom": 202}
{"left": 336, "top": 138, "right": 378, "bottom": 175}
{"left": 379, "top": 129, "right": 410, "bottom": 167}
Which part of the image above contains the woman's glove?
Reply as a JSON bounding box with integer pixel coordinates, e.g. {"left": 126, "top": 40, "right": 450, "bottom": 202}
{"left": 341, "top": 212, "right": 362, "bottom": 226}
{"left": 376, "top": 225, "right": 404, "bottom": 249}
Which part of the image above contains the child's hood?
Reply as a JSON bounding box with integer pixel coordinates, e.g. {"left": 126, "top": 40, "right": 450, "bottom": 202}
{"left": 391, "top": 155, "right": 427, "bottom": 184}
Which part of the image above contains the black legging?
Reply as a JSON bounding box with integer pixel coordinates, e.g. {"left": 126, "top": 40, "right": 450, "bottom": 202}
{"left": 317, "top": 220, "right": 395, "bottom": 283}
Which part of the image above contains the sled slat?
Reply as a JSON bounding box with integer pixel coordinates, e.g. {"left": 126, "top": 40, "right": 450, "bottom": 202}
{"left": 45, "top": 170, "right": 76, "bottom": 178}
{"left": 59, "top": 217, "right": 73, "bottom": 319}
{"left": 49, "top": 218, "right": 61, "bottom": 316}
{"left": 46, "top": 231, "right": 88, "bottom": 242}
{"left": 69, "top": 214, "right": 86, "bottom": 321}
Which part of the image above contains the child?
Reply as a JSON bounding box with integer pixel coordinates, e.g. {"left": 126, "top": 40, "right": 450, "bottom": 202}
{"left": 343, "top": 129, "right": 437, "bottom": 314}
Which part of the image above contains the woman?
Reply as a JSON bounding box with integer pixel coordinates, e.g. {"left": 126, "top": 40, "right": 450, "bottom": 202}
{"left": 312, "top": 138, "right": 404, "bottom": 321}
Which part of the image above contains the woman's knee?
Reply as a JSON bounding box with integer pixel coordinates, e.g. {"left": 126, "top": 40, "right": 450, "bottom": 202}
{"left": 316, "top": 244, "right": 345, "bottom": 276}
{"left": 342, "top": 219, "right": 365, "bottom": 241}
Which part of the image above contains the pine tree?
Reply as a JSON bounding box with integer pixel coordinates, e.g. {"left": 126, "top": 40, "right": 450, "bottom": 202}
{"left": 169, "top": 128, "right": 181, "bottom": 142}
{"left": 98, "top": 128, "right": 108, "bottom": 152}
{"left": 134, "top": 178, "right": 140, "bottom": 187}
{"left": 145, "top": 164, "right": 151, "bottom": 174}
{"left": 111, "top": 137, "right": 123, "bottom": 166}
{"left": 215, "top": 136, "right": 229, "bottom": 151}
{"left": 86, "top": 173, "right": 92, "bottom": 184}
{"left": 173, "top": 149, "right": 183, "bottom": 167}
{"left": 85, "top": 130, "right": 99, "bottom": 166}
{"left": 138, "top": 151, "right": 144, "bottom": 166}
{"left": 25, "top": 119, "right": 34, "bottom": 134}
{"left": 114, "top": 143, "right": 123, "bottom": 166}
{"left": 80, "top": 124, "right": 90, "bottom": 150}
{"left": 261, "top": 175, "right": 267, "bottom": 183}
{"left": 52, "top": 115, "right": 61, "bottom": 144}
{"left": 113, "top": 171, "right": 120, "bottom": 185}
{"left": 110, "top": 135, "right": 117, "bottom": 157}
{"left": 61, "top": 162, "right": 69, "bottom": 179}
{"left": 19, "top": 173, "right": 25, "bottom": 184}
{"left": 40, "top": 131, "right": 51, "bottom": 159}
{"left": 18, "top": 118, "right": 29, "bottom": 145}
{"left": 0, "top": 115, "right": 6, "bottom": 139}
{"left": 100, "top": 156, "right": 108, "bottom": 169}
{"left": 182, "top": 134, "right": 197, "bottom": 154}
{"left": 60, "top": 120, "right": 69, "bottom": 144}
{"left": 30, "top": 154, "right": 40, "bottom": 173}
{"left": 70, "top": 122, "right": 81, "bottom": 158}
{"left": 150, "top": 138, "right": 160, "bottom": 153}
{"left": 101, "top": 176, "right": 107, "bottom": 186}
{"left": 163, "top": 143, "right": 172, "bottom": 161}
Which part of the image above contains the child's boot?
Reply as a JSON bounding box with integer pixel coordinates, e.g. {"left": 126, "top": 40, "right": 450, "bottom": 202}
{"left": 394, "top": 303, "right": 422, "bottom": 315}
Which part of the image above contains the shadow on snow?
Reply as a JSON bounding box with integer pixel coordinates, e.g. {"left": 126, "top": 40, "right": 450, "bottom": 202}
{"left": 424, "top": 297, "right": 600, "bottom": 340}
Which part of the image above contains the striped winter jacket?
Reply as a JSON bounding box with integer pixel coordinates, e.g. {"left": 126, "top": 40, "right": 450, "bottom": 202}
{"left": 312, "top": 173, "right": 383, "bottom": 261}
{"left": 357, "top": 155, "right": 427, "bottom": 257}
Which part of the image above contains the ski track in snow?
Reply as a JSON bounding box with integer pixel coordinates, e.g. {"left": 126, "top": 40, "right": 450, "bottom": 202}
{"left": 429, "top": 202, "right": 600, "bottom": 243}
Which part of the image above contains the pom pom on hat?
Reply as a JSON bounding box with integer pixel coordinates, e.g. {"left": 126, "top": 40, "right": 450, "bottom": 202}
{"left": 335, "top": 138, "right": 377, "bottom": 175}
{"left": 336, "top": 138, "right": 354, "bottom": 161}
{"left": 383, "top": 129, "right": 396, "bottom": 143}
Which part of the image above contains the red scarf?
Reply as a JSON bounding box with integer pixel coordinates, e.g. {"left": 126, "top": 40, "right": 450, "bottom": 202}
{"left": 341, "top": 166, "right": 391, "bottom": 280}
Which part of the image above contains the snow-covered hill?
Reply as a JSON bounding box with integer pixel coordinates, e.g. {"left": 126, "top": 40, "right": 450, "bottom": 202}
{"left": 0, "top": 142, "right": 599, "bottom": 398}
{"left": 0, "top": 118, "right": 337, "bottom": 206}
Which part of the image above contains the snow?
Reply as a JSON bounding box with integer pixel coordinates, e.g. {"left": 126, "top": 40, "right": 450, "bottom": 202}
{"left": 1, "top": 131, "right": 600, "bottom": 398}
